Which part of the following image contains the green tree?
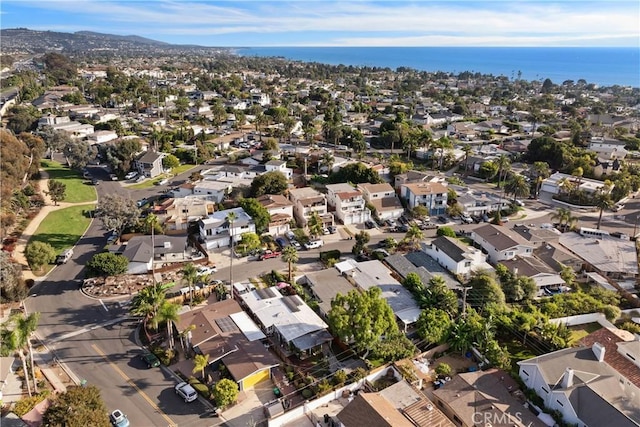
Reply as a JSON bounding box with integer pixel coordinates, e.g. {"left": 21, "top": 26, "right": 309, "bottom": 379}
{"left": 532, "top": 161, "right": 551, "bottom": 198}
{"left": 25, "top": 241, "right": 56, "bottom": 271}
{"left": 130, "top": 283, "right": 167, "bottom": 328}
{"left": 211, "top": 378, "right": 239, "bottom": 408}
{"left": 181, "top": 262, "right": 199, "bottom": 308}
{"left": 320, "top": 151, "right": 335, "bottom": 173}
{"left": 250, "top": 171, "right": 288, "bottom": 197}
{"left": 236, "top": 232, "right": 262, "bottom": 255}
{"left": 281, "top": 245, "right": 299, "bottom": 283}
{"left": 63, "top": 139, "right": 97, "bottom": 170}
{"left": 550, "top": 207, "right": 578, "bottom": 232}
{"left": 412, "top": 205, "right": 429, "bottom": 219}
{"left": 0, "top": 252, "right": 28, "bottom": 303}
{"left": 192, "top": 353, "right": 210, "bottom": 379}
{"left": 239, "top": 198, "right": 271, "bottom": 234}
{"left": 328, "top": 287, "right": 399, "bottom": 356}
{"left": 86, "top": 252, "right": 128, "bottom": 277}
{"left": 43, "top": 385, "right": 110, "bottom": 427}
{"left": 142, "top": 213, "right": 163, "bottom": 235}
{"left": 155, "top": 301, "right": 179, "bottom": 350}
{"left": 436, "top": 226, "right": 456, "bottom": 238}
{"left": 495, "top": 264, "right": 537, "bottom": 303}
{"left": 426, "top": 276, "right": 459, "bottom": 316}
{"left": 468, "top": 273, "right": 506, "bottom": 309}
{"left": 46, "top": 179, "right": 66, "bottom": 206}
{"left": 416, "top": 308, "right": 452, "bottom": 345}
{"left": 593, "top": 189, "right": 614, "bottom": 229}
{"left": 0, "top": 312, "right": 40, "bottom": 396}
{"left": 404, "top": 224, "right": 423, "bottom": 250}
{"left": 505, "top": 175, "right": 530, "bottom": 202}
{"left": 162, "top": 154, "right": 180, "bottom": 170}
{"left": 95, "top": 194, "right": 140, "bottom": 235}
{"left": 328, "top": 162, "right": 382, "bottom": 184}
{"left": 351, "top": 230, "right": 370, "bottom": 255}
{"left": 307, "top": 211, "right": 324, "bottom": 238}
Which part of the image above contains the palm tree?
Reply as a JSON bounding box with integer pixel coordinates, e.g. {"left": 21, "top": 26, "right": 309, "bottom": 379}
{"left": 1, "top": 312, "right": 40, "bottom": 396}
{"left": 281, "top": 246, "right": 299, "bottom": 283}
{"left": 155, "top": 301, "right": 180, "bottom": 350}
{"left": 307, "top": 211, "right": 323, "bottom": 238}
{"left": 532, "top": 161, "right": 551, "bottom": 198}
{"left": 130, "top": 282, "right": 167, "bottom": 329}
{"left": 404, "top": 224, "right": 424, "bottom": 251}
{"left": 180, "top": 262, "right": 198, "bottom": 308}
{"left": 550, "top": 207, "right": 578, "bottom": 232}
{"left": 143, "top": 213, "right": 161, "bottom": 235}
{"left": 461, "top": 144, "right": 473, "bottom": 175}
{"left": 557, "top": 177, "right": 576, "bottom": 197}
{"left": 505, "top": 175, "right": 530, "bottom": 202}
{"left": 495, "top": 155, "right": 511, "bottom": 189}
{"left": 226, "top": 211, "right": 238, "bottom": 291}
{"left": 320, "top": 151, "right": 334, "bottom": 174}
{"left": 593, "top": 190, "right": 614, "bottom": 229}
{"left": 192, "top": 353, "right": 210, "bottom": 380}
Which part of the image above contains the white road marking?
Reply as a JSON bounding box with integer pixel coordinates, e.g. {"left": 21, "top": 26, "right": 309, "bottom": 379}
{"left": 47, "top": 317, "right": 124, "bottom": 344}
{"left": 99, "top": 299, "right": 109, "bottom": 312}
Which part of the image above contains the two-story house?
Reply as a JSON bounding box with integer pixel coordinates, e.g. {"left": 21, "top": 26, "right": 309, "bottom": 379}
{"left": 193, "top": 180, "right": 232, "bottom": 203}
{"left": 197, "top": 207, "right": 255, "bottom": 250}
{"left": 288, "top": 187, "right": 333, "bottom": 228}
{"left": 325, "top": 183, "right": 371, "bottom": 225}
{"left": 422, "top": 236, "right": 492, "bottom": 279}
{"left": 257, "top": 194, "right": 295, "bottom": 236}
{"left": 264, "top": 160, "right": 293, "bottom": 180}
{"left": 401, "top": 182, "right": 448, "bottom": 215}
{"left": 470, "top": 224, "right": 534, "bottom": 263}
{"left": 357, "top": 182, "right": 404, "bottom": 220}
{"left": 152, "top": 196, "right": 216, "bottom": 231}
{"left": 135, "top": 150, "right": 165, "bottom": 178}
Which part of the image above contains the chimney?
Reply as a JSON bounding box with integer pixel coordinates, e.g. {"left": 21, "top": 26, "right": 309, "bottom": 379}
{"left": 561, "top": 368, "right": 574, "bottom": 388}
{"left": 592, "top": 342, "right": 606, "bottom": 362}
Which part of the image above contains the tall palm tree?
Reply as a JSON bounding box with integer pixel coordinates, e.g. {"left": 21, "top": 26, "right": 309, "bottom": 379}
{"left": 193, "top": 353, "right": 210, "bottom": 380}
{"left": 505, "top": 175, "right": 530, "bottom": 202}
{"left": 130, "top": 282, "right": 167, "bottom": 329}
{"left": 281, "top": 246, "right": 299, "bottom": 283}
{"left": 461, "top": 144, "right": 473, "bottom": 175}
{"left": 181, "top": 262, "right": 198, "bottom": 308}
{"left": 226, "top": 211, "right": 238, "bottom": 292}
{"left": 532, "top": 161, "right": 551, "bottom": 198}
{"left": 404, "top": 224, "right": 424, "bottom": 251}
{"left": 143, "top": 213, "right": 161, "bottom": 235}
{"left": 1, "top": 312, "right": 40, "bottom": 396}
{"left": 320, "top": 151, "right": 334, "bottom": 174}
{"left": 155, "top": 301, "right": 180, "bottom": 350}
{"left": 593, "top": 190, "right": 614, "bottom": 229}
{"left": 495, "top": 155, "right": 511, "bottom": 189}
{"left": 550, "top": 207, "right": 578, "bottom": 232}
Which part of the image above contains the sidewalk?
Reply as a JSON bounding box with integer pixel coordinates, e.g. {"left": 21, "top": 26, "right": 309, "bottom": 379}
{"left": 11, "top": 169, "right": 96, "bottom": 282}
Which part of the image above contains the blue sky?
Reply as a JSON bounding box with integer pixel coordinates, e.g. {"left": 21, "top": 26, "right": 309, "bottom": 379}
{"left": 2, "top": 1, "right": 639, "bottom": 47}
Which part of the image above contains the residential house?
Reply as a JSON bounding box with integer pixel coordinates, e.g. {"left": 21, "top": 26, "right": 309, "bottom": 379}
{"left": 456, "top": 190, "right": 510, "bottom": 217}
{"left": 87, "top": 130, "right": 118, "bottom": 144}
{"left": 401, "top": 182, "right": 448, "bottom": 215}
{"left": 265, "top": 160, "right": 293, "bottom": 180}
{"left": 394, "top": 170, "right": 440, "bottom": 192}
{"left": 120, "top": 235, "right": 190, "bottom": 274}
{"left": 511, "top": 224, "right": 562, "bottom": 247}
{"left": 499, "top": 257, "right": 567, "bottom": 296}
{"left": 134, "top": 150, "right": 164, "bottom": 178}
{"left": 422, "top": 236, "right": 491, "bottom": 279}
{"left": 236, "top": 286, "right": 333, "bottom": 359}
{"left": 176, "top": 299, "right": 280, "bottom": 391}
{"left": 257, "top": 194, "right": 295, "bottom": 236}
{"left": 152, "top": 196, "right": 216, "bottom": 231}
{"left": 385, "top": 252, "right": 461, "bottom": 291}
{"left": 288, "top": 187, "right": 333, "bottom": 228}
{"left": 470, "top": 224, "right": 534, "bottom": 263}
{"left": 357, "top": 183, "right": 404, "bottom": 220}
{"left": 337, "top": 380, "right": 454, "bottom": 427}
{"left": 558, "top": 232, "right": 639, "bottom": 279}
{"left": 193, "top": 180, "right": 232, "bottom": 203}
{"left": 518, "top": 328, "right": 640, "bottom": 427}
{"left": 303, "top": 268, "right": 355, "bottom": 319}
{"left": 339, "top": 260, "right": 422, "bottom": 331}
{"left": 533, "top": 242, "right": 583, "bottom": 273}
{"left": 326, "top": 183, "right": 371, "bottom": 225}
{"left": 540, "top": 172, "right": 612, "bottom": 197}
{"left": 432, "top": 369, "right": 548, "bottom": 427}
{"left": 197, "top": 207, "right": 255, "bottom": 250}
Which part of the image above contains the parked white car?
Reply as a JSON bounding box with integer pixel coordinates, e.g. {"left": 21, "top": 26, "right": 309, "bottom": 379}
{"left": 197, "top": 266, "right": 217, "bottom": 276}
{"left": 304, "top": 239, "right": 324, "bottom": 250}
{"left": 175, "top": 382, "right": 198, "bottom": 402}
{"left": 125, "top": 171, "right": 138, "bottom": 180}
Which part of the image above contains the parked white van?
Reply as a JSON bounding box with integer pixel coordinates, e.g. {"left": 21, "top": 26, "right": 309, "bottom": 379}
{"left": 55, "top": 249, "right": 73, "bottom": 265}
{"left": 304, "top": 239, "right": 324, "bottom": 250}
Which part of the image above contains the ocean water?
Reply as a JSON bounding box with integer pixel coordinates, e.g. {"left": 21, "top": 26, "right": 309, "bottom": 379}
{"left": 236, "top": 47, "right": 640, "bottom": 88}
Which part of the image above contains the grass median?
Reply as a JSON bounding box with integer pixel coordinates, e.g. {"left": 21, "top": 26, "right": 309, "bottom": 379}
{"left": 41, "top": 159, "right": 97, "bottom": 203}
{"left": 28, "top": 205, "right": 94, "bottom": 276}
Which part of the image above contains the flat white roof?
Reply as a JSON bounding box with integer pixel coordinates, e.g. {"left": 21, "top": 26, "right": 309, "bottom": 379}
{"left": 230, "top": 311, "right": 266, "bottom": 342}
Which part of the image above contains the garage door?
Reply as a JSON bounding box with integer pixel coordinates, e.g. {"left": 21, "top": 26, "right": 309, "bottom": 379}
{"left": 242, "top": 369, "right": 271, "bottom": 390}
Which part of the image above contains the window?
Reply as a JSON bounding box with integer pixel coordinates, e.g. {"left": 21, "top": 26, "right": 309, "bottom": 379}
{"left": 464, "top": 261, "right": 471, "bottom": 267}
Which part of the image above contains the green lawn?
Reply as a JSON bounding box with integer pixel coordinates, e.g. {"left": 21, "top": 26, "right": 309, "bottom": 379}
{"left": 127, "top": 164, "right": 196, "bottom": 190}
{"left": 568, "top": 322, "right": 602, "bottom": 346}
{"left": 28, "top": 205, "right": 94, "bottom": 275}
{"left": 41, "top": 160, "right": 97, "bottom": 203}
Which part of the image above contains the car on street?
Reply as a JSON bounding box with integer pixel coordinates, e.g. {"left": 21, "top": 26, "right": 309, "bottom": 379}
{"left": 386, "top": 219, "right": 397, "bottom": 227}
{"left": 136, "top": 198, "right": 148, "bottom": 208}
{"left": 304, "top": 239, "right": 324, "bottom": 250}
{"left": 437, "top": 216, "right": 448, "bottom": 224}
{"left": 141, "top": 352, "right": 160, "bottom": 368}
{"left": 110, "top": 174, "right": 118, "bottom": 181}
{"left": 55, "top": 249, "right": 73, "bottom": 265}
{"left": 175, "top": 381, "right": 198, "bottom": 402}
{"left": 323, "top": 227, "right": 330, "bottom": 235}
{"left": 290, "top": 240, "right": 302, "bottom": 250}
{"left": 328, "top": 225, "right": 337, "bottom": 234}
{"left": 259, "top": 250, "right": 281, "bottom": 260}
{"left": 197, "top": 266, "right": 217, "bottom": 276}
{"left": 125, "top": 171, "right": 138, "bottom": 180}
{"left": 365, "top": 220, "right": 376, "bottom": 229}
{"left": 109, "top": 409, "right": 130, "bottom": 427}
